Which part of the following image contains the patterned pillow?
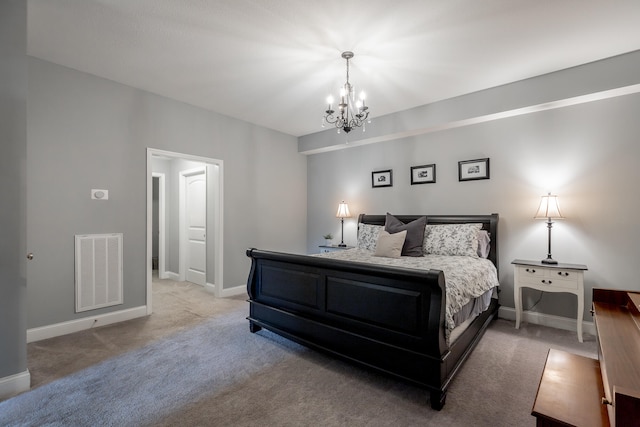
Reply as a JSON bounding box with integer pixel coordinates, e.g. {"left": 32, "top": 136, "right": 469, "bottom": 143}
{"left": 357, "top": 223, "right": 382, "bottom": 251}
{"left": 423, "top": 223, "right": 482, "bottom": 257}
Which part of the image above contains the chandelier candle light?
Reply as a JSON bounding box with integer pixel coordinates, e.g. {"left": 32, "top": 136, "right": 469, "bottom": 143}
{"left": 323, "top": 51, "right": 370, "bottom": 133}
{"left": 336, "top": 201, "right": 352, "bottom": 247}
{"left": 534, "top": 192, "right": 564, "bottom": 264}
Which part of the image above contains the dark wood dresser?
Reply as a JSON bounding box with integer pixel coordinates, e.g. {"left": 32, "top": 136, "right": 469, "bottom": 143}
{"left": 532, "top": 289, "right": 640, "bottom": 427}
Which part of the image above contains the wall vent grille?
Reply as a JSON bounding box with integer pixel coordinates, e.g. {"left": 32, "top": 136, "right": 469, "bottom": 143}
{"left": 74, "top": 233, "right": 123, "bottom": 312}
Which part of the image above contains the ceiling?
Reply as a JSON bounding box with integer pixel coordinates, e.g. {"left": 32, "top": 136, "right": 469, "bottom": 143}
{"left": 27, "top": 0, "right": 640, "bottom": 137}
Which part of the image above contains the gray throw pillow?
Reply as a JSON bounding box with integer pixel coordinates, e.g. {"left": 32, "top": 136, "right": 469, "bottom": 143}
{"left": 384, "top": 213, "right": 427, "bottom": 257}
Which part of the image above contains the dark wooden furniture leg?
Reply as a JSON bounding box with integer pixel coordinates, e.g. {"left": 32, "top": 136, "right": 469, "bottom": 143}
{"left": 430, "top": 391, "right": 446, "bottom": 410}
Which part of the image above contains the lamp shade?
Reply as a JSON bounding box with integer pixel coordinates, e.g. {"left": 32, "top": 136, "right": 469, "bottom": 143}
{"left": 534, "top": 193, "right": 564, "bottom": 219}
{"left": 336, "top": 201, "right": 351, "bottom": 219}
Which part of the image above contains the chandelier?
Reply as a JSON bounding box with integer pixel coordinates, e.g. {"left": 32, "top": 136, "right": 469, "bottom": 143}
{"left": 323, "top": 51, "right": 370, "bottom": 133}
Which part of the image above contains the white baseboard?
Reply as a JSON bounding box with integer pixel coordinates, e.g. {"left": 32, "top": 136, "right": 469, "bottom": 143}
{"left": 164, "top": 271, "right": 180, "bottom": 281}
{"left": 204, "top": 282, "right": 245, "bottom": 298}
{"left": 499, "top": 306, "right": 596, "bottom": 337}
{"left": 27, "top": 306, "right": 148, "bottom": 343}
{"left": 220, "top": 284, "right": 246, "bottom": 298}
{"left": 0, "top": 370, "right": 30, "bottom": 400}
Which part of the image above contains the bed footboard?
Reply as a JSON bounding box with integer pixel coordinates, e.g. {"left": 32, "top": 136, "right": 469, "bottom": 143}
{"left": 246, "top": 248, "right": 452, "bottom": 400}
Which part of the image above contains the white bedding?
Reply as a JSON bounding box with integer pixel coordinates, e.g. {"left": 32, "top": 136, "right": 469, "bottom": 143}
{"left": 314, "top": 249, "right": 500, "bottom": 340}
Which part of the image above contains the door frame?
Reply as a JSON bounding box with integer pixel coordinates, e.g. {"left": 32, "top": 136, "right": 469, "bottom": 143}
{"left": 146, "top": 148, "right": 224, "bottom": 315}
{"left": 152, "top": 172, "right": 166, "bottom": 279}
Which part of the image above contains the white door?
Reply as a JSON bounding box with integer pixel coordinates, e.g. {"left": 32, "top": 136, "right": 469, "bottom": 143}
{"left": 185, "top": 172, "right": 206, "bottom": 285}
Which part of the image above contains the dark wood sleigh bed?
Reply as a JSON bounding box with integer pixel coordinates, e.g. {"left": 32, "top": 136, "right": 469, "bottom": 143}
{"left": 246, "top": 213, "right": 499, "bottom": 410}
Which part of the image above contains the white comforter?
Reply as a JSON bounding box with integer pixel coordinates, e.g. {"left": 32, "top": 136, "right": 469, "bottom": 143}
{"left": 315, "top": 249, "right": 499, "bottom": 334}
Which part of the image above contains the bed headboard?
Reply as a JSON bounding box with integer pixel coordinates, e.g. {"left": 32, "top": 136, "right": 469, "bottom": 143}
{"left": 357, "top": 213, "right": 499, "bottom": 272}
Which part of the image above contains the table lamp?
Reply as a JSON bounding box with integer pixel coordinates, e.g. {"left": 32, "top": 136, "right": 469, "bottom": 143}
{"left": 534, "top": 193, "right": 564, "bottom": 264}
{"left": 336, "top": 201, "right": 351, "bottom": 247}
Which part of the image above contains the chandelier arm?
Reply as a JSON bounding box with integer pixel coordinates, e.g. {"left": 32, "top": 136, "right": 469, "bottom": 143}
{"left": 324, "top": 112, "right": 345, "bottom": 128}
{"left": 324, "top": 115, "right": 338, "bottom": 125}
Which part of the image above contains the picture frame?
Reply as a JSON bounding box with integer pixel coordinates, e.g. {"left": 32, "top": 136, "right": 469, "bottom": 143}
{"left": 410, "top": 164, "right": 436, "bottom": 185}
{"left": 458, "top": 158, "right": 490, "bottom": 182}
{"left": 372, "top": 169, "right": 393, "bottom": 188}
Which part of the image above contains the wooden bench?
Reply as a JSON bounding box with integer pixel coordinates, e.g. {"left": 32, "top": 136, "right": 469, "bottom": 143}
{"left": 532, "top": 348, "right": 609, "bottom": 427}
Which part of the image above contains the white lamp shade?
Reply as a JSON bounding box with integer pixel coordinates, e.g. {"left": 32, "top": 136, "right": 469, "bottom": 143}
{"left": 336, "top": 201, "right": 351, "bottom": 219}
{"left": 534, "top": 193, "right": 564, "bottom": 219}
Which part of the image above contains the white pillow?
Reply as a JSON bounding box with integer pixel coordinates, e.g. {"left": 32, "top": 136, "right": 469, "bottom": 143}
{"left": 477, "top": 230, "right": 491, "bottom": 258}
{"left": 357, "top": 223, "right": 383, "bottom": 251}
{"left": 423, "top": 223, "right": 482, "bottom": 257}
{"left": 374, "top": 230, "right": 407, "bottom": 258}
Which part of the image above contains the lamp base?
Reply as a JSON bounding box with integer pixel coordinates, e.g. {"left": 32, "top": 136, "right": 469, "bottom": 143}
{"left": 338, "top": 243, "right": 347, "bottom": 247}
{"left": 541, "top": 258, "right": 558, "bottom": 265}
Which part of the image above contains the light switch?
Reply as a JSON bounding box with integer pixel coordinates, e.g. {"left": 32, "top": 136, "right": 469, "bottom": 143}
{"left": 91, "top": 189, "right": 109, "bottom": 200}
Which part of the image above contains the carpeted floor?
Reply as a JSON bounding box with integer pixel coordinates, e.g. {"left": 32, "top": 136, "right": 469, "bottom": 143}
{"left": 25, "top": 275, "right": 245, "bottom": 390}
{"left": 0, "top": 275, "right": 597, "bottom": 426}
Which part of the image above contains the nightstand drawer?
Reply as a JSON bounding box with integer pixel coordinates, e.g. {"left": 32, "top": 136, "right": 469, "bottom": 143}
{"left": 550, "top": 269, "right": 580, "bottom": 281}
{"left": 319, "top": 245, "right": 354, "bottom": 253}
{"left": 518, "top": 275, "right": 551, "bottom": 287}
{"left": 543, "top": 277, "right": 578, "bottom": 290}
{"left": 518, "top": 275, "right": 577, "bottom": 289}
{"left": 516, "top": 265, "right": 579, "bottom": 289}
{"left": 517, "top": 265, "right": 545, "bottom": 279}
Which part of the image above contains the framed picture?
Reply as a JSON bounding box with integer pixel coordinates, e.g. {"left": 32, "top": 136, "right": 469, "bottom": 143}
{"left": 410, "top": 164, "right": 436, "bottom": 185}
{"left": 458, "top": 158, "right": 490, "bottom": 181}
{"left": 372, "top": 169, "right": 393, "bottom": 188}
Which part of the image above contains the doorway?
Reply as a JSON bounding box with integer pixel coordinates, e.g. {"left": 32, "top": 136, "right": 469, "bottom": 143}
{"left": 146, "top": 148, "right": 224, "bottom": 315}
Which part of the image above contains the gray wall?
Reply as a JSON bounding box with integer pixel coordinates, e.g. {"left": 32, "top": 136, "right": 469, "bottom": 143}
{"left": 27, "top": 57, "right": 307, "bottom": 329}
{"left": 305, "top": 53, "right": 640, "bottom": 322}
{"left": 0, "top": 0, "right": 28, "bottom": 380}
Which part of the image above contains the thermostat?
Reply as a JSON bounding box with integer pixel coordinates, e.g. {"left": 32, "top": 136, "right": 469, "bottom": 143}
{"left": 91, "top": 189, "right": 109, "bottom": 200}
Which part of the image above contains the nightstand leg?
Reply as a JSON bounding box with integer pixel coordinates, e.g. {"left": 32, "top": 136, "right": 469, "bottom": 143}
{"left": 515, "top": 285, "right": 522, "bottom": 329}
{"left": 576, "top": 292, "right": 584, "bottom": 343}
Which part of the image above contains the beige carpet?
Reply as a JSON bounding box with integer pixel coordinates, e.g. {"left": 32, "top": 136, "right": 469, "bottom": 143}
{"left": 27, "top": 274, "right": 244, "bottom": 389}
{"left": 0, "top": 276, "right": 597, "bottom": 426}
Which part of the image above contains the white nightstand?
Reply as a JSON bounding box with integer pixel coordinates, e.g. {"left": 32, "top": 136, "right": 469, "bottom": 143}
{"left": 512, "top": 259, "right": 588, "bottom": 342}
{"left": 319, "top": 245, "right": 354, "bottom": 253}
